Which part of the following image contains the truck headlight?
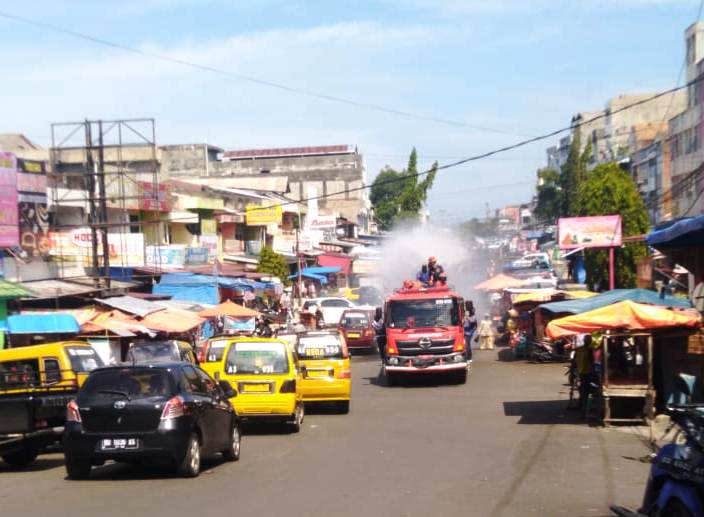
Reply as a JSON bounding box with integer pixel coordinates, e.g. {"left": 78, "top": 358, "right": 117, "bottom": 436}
{"left": 388, "top": 357, "right": 399, "bottom": 365}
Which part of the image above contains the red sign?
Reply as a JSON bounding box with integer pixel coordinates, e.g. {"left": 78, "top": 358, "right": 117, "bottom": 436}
{"left": 140, "top": 182, "right": 169, "bottom": 212}
{"left": 0, "top": 152, "right": 19, "bottom": 247}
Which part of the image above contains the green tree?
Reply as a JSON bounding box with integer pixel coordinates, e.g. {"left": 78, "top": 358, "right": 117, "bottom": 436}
{"left": 257, "top": 246, "right": 291, "bottom": 286}
{"left": 534, "top": 167, "right": 561, "bottom": 223}
{"left": 574, "top": 162, "right": 649, "bottom": 290}
{"left": 559, "top": 129, "right": 590, "bottom": 217}
{"left": 370, "top": 148, "right": 437, "bottom": 230}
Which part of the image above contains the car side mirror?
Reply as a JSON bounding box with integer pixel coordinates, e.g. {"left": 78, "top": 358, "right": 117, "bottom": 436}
{"left": 219, "top": 380, "right": 237, "bottom": 398}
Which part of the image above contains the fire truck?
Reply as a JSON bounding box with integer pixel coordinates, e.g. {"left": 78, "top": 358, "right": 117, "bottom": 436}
{"left": 382, "top": 285, "right": 468, "bottom": 385}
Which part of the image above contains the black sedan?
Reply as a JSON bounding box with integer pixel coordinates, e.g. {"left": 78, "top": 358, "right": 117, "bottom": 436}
{"left": 63, "top": 363, "right": 240, "bottom": 479}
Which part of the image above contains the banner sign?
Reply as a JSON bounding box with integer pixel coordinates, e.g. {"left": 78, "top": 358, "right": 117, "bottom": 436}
{"left": 246, "top": 203, "right": 282, "bottom": 226}
{"left": 198, "top": 235, "right": 218, "bottom": 257}
{"left": 0, "top": 152, "right": 19, "bottom": 248}
{"left": 19, "top": 202, "right": 50, "bottom": 259}
{"left": 17, "top": 158, "right": 46, "bottom": 174}
{"left": 49, "top": 229, "right": 145, "bottom": 267}
{"left": 185, "top": 246, "right": 209, "bottom": 265}
{"left": 307, "top": 215, "right": 337, "bottom": 230}
{"left": 558, "top": 215, "right": 622, "bottom": 249}
{"left": 145, "top": 245, "right": 186, "bottom": 267}
{"left": 140, "top": 182, "right": 169, "bottom": 212}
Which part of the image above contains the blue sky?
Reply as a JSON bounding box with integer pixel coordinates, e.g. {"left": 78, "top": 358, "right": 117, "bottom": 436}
{"left": 0, "top": 0, "right": 699, "bottom": 219}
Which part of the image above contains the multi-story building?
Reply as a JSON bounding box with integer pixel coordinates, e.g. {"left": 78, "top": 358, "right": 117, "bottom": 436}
{"left": 669, "top": 22, "right": 704, "bottom": 218}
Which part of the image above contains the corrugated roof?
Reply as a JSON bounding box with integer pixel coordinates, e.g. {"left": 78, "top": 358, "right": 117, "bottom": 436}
{"left": 223, "top": 145, "right": 352, "bottom": 160}
{"left": 97, "top": 296, "right": 166, "bottom": 318}
{"left": 0, "top": 280, "right": 34, "bottom": 299}
{"left": 183, "top": 176, "right": 290, "bottom": 194}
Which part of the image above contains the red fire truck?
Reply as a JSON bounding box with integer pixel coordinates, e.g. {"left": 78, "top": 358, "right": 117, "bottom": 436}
{"left": 382, "top": 285, "right": 468, "bottom": 385}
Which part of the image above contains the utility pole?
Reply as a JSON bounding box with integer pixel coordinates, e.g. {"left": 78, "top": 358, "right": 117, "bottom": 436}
{"left": 97, "top": 121, "right": 111, "bottom": 288}
{"left": 85, "top": 121, "right": 100, "bottom": 289}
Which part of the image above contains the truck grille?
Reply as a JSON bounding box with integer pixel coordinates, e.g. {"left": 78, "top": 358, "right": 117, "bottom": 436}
{"left": 395, "top": 338, "right": 455, "bottom": 356}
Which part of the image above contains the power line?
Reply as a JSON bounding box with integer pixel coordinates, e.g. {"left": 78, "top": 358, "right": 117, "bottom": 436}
{"left": 0, "top": 10, "right": 532, "bottom": 138}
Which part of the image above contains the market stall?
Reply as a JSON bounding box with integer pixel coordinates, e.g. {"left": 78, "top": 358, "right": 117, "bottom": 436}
{"left": 547, "top": 300, "right": 701, "bottom": 424}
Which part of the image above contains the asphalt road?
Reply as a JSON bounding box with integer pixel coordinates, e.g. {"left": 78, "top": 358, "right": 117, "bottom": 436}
{"left": 0, "top": 350, "right": 650, "bottom": 517}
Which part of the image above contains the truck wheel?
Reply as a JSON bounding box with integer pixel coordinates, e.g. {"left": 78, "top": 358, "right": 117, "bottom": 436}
{"left": 64, "top": 456, "right": 92, "bottom": 480}
{"left": 2, "top": 447, "right": 38, "bottom": 468}
{"left": 176, "top": 433, "right": 201, "bottom": 478}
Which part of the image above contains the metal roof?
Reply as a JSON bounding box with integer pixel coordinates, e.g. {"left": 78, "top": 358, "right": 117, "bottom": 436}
{"left": 223, "top": 145, "right": 353, "bottom": 160}
{"left": 97, "top": 296, "right": 166, "bottom": 318}
{"left": 8, "top": 313, "right": 80, "bottom": 334}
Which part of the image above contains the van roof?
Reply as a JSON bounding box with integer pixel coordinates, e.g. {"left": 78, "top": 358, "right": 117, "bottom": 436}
{"left": 0, "top": 341, "right": 92, "bottom": 360}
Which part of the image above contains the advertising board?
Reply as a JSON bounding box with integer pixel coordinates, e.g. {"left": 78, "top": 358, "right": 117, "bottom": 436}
{"left": 558, "top": 215, "right": 623, "bottom": 250}
{"left": 0, "top": 152, "right": 19, "bottom": 248}
{"left": 145, "top": 245, "right": 186, "bottom": 267}
{"left": 246, "top": 203, "right": 282, "bottom": 226}
{"left": 49, "top": 229, "right": 145, "bottom": 267}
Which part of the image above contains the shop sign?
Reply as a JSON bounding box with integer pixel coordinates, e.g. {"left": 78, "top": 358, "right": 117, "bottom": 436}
{"left": 49, "top": 229, "right": 145, "bottom": 267}
{"left": 199, "top": 235, "right": 218, "bottom": 257}
{"left": 246, "top": 203, "right": 282, "bottom": 226}
{"left": 145, "top": 245, "right": 186, "bottom": 267}
{"left": 0, "top": 152, "right": 19, "bottom": 248}
{"left": 185, "top": 246, "right": 209, "bottom": 265}
{"left": 307, "top": 215, "right": 337, "bottom": 230}
{"left": 140, "top": 182, "right": 169, "bottom": 212}
{"left": 200, "top": 218, "right": 217, "bottom": 235}
{"left": 558, "top": 215, "right": 622, "bottom": 249}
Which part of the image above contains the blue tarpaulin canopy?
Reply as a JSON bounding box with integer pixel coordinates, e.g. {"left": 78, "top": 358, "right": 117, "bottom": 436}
{"left": 153, "top": 273, "right": 276, "bottom": 305}
{"left": 538, "top": 288, "right": 692, "bottom": 315}
{"left": 7, "top": 313, "right": 80, "bottom": 334}
{"left": 288, "top": 266, "right": 342, "bottom": 285}
{"left": 647, "top": 216, "right": 704, "bottom": 250}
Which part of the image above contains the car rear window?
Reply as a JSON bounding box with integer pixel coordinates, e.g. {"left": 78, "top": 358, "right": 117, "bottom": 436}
{"left": 225, "top": 342, "right": 289, "bottom": 375}
{"left": 127, "top": 342, "right": 180, "bottom": 363}
{"left": 297, "top": 335, "right": 344, "bottom": 359}
{"left": 341, "top": 313, "right": 369, "bottom": 327}
{"left": 65, "top": 346, "right": 104, "bottom": 372}
{"left": 81, "top": 368, "right": 174, "bottom": 400}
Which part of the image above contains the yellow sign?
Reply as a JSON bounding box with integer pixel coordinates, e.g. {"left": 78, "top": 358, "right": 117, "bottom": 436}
{"left": 200, "top": 218, "right": 217, "bottom": 235}
{"left": 246, "top": 203, "right": 282, "bottom": 226}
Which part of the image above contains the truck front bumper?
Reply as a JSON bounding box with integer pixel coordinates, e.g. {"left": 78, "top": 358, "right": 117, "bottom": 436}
{"left": 384, "top": 352, "right": 467, "bottom": 372}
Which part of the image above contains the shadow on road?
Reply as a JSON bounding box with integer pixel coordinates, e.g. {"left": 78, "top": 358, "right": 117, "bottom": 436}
{"left": 0, "top": 456, "right": 65, "bottom": 473}
{"left": 503, "top": 400, "right": 594, "bottom": 425}
{"left": 78, "top": 457, "right": 229, "bottom": 481}
{"left": 363, "top": 370, "right": 466, "bottom": 388}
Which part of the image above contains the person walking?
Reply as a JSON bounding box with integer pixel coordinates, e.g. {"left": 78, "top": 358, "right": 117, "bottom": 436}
{"left": 477, "top": 314, "right": 495, "bottom": 350}
{"left": 464, "top": 301, "right": 477, "bottom": 362}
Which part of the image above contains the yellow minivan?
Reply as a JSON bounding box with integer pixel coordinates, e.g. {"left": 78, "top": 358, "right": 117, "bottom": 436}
{"left": 202, "top": 337, "right": 304, "bottom": 432}
{"left": 0, "top": 341, "right": 104, "bottom": 467}
{"left": 296, "top": 331, "right": 351, "bottom": 414}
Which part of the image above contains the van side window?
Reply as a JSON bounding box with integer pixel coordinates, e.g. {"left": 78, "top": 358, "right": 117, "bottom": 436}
{"left": 0, "top": 359, "right": 40, "bottom": 388}
{"left": 44, "top": 358, "right": 62, "bottom": 384}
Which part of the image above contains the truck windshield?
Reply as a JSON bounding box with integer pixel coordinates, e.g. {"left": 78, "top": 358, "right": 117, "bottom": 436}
{"left": 388, "top": 298, "right": 460, "bottom": 328}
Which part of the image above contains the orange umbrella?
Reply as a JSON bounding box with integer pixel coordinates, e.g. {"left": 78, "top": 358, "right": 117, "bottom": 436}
{"left": 474, "top": 273, "right": 528, "bottom": 291}
{"left": 141, "top": 308, "right": 205, "bottom": 334}
{"left": 198, "top": 300, "right": 260, "bottom": 318}
{"left": 546, "top": 300, "right": 701, "bottom": 340}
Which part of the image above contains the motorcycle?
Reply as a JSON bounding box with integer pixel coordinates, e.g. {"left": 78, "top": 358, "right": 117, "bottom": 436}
{"left": 611, "top": 404, "right": 704, "bottom": 517}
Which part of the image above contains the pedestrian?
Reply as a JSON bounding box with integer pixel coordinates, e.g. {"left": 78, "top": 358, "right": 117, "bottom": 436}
{"left": 309, "top": 281, "right": 317, "bottom": 299}
{"left": 574, "top": 334, "right": 596, "bottom": 410}
{"left": 477, "top": 314, "right": 495, "bottom": 350}
{"left": 464, "top": 301, "right": 477, "bottom": 362}
{"left": 372, "top": 310, "right": 386, "bottom": 360}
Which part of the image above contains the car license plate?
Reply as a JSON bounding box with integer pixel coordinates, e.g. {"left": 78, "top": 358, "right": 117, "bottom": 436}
{"left": 101, "top": 438, "right": 138, "bottom": 450}
{"left": 347, "top": 333, "right": 360, "bottom": 338}
{"left": 307, "top": 369, "right": 329, "bottom": 378}
{"left": 242, "top": 383, "right": 270, "bottom": 393}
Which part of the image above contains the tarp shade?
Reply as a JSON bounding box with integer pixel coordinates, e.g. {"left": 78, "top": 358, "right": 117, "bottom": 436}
{"left": 647, "top": 216, "right": 704, "bottom": 249}
{"left": 198, "top": 300, "right": 260, "bottom": 318}
{"left": 97, "top": 296, "right": 165, "bottom": 318}
{"left": 546, "top": 300, "right": 700, "bottom": 339}
{"left": 474, "top": 274, "right": 528, "bottom": 291}
{"left": 8, "top": 313, "right": 80, "bottom": 334}
{"left": 539, "top": 288, "right": 692, "bottom": 314}
{"left": 317, "top": 254, "right": 351, "bottom": 275}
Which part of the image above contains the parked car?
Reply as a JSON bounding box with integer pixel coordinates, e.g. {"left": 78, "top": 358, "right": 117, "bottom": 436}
{"left": 303, "top": 297, "right": 374, "bottom": 328}
{"left": 296, "top": 331, "right": 351, "bottom": 413}
{"left": 201, "top": 337, "right": 304, "bottom": 432}
{"left": 126, "top": 340, "right": 197, "bottom": 365}
{"left": 0, "top": 341, "right": 103, "bottom": 468}
{"left": 63, "top": 363, "right": 240, "bottom": 479}
{"left": 338, "top": 309, "right": 376, "bottom": 352}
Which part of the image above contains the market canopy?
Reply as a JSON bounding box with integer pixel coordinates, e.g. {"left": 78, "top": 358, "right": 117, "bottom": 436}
{"left": 474, "top": 274, "right": 528, "bottom": 291}
{"left": 546, "top": 300, "right": 700, "bottom": 340}
{"left": 8, "top": 313, "right": 80, "bottom": 334}
{"left": 539, "top": 288, "right": 692, "bottom": 315}
{"left": 198, "top": 300, "right": 260, "bottom": 318}
{"left": 647, "top": 215, "right": 704, "bottom": 250}
{"left": 288, "top": 267, "right": 341, "bottom": 285}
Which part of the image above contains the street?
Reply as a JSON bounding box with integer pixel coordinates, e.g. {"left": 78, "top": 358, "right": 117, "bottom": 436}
{"left": 0, "top": 350, "right": 649, "bottom": 517}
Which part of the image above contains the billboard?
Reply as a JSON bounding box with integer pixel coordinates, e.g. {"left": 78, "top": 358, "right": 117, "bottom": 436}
{"left": 145, "top": 245, "right": 186, "bottom": 267}
{"left": 558, "top": 215, "right": 622, "bottom": 249}
{"left": 19, "top": 202, "right": 50, "bottom": 259}
{"left": 49, "top": 229, "right": 145, "bottom": 267}
{"left": 140, "top": 181, "right": 169, "bottom": 212}
{"left": 246, "top": 203, "right": 282, "bottom": 226}
{"left": 307, "top": 214, "right": 337, "bottom": 230}
{"left": 0, "top": 152, "right": 19, "bottom": 248}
